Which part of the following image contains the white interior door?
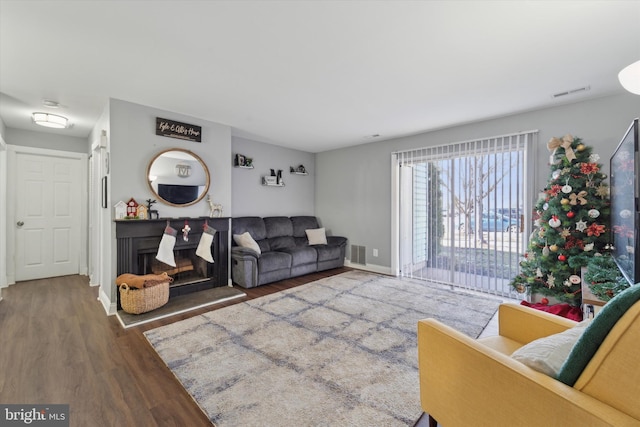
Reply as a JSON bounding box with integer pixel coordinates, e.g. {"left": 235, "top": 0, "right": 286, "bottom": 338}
{"left": 15, "top": 151, "right": 82, "bottom": 281}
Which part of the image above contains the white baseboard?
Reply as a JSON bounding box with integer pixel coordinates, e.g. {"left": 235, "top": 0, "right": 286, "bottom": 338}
{"left": 344, "top": 261, "right": 393, "bottom": 276}
{"left": 98, "top": 286, "right": 117, "bottom": 315}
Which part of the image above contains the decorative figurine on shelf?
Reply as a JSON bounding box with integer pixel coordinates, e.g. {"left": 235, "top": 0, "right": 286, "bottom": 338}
{"left": 136, "top": 204, "right": 148, "bottom": 220}
{"left": 245, "top": 157, "right": 253, "bottom": 167}
{"left": 207, "top": 194, "right": 223, "bottom": 218}
{"left": 277, "top": 169, "right": 283, "bottom": 185}
{"left": 291, "top": 164, "right": 306, "bottom": 174}
{"left": 146, "top": 199, "right": 159, "bottom": 220}
{"left": 126, "top": 198, "right": 138, "bottom": 218}
{"left": 114, "top": 201, "right": 127, "bottom": 219}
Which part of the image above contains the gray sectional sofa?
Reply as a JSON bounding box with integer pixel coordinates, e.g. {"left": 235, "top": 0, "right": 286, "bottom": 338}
{"left": 231, "top": 216, "right": 347, "bottom": 288}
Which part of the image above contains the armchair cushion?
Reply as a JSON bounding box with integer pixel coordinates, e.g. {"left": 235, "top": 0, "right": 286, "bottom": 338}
{"left": 511, "top": 320, "right": 589, "bottom": 377}
{"left": 556, "top": 284, "right": 640, "bottom": 386}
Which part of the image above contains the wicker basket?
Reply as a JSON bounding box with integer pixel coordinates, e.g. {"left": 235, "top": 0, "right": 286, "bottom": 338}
{"left": 119, "top": 281, "right": 170, "bottom": 314}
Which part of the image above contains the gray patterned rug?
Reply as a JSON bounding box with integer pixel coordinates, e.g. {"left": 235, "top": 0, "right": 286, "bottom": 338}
{"left": 144, "top": 270, "right": 501, "bottom": 426}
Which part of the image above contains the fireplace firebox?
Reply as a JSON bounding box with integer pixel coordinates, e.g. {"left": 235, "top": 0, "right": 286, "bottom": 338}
{"left": 115, "top": 217, "right": 229, "bottom": 308}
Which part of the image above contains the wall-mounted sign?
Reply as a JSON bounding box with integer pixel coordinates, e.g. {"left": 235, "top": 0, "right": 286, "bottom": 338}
{"left": 156, "top": 117, "right": 202, "bottom": 142}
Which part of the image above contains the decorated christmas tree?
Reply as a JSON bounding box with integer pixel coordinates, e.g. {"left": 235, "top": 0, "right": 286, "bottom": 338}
{"left": 511, "top": 134, "right": 610, "bottom": 305}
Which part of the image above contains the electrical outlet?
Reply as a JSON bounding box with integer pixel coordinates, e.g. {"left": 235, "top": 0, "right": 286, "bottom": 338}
{"left": 372, "top": 248, "right": 379, "bottom": 257}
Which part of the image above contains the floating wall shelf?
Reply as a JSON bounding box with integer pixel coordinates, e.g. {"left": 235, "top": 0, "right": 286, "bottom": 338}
{"left": 262, "top": 175, "right": 284, "bottom": 186}
{"left": 290, "top": 165, "right": 307, "bottom": 175}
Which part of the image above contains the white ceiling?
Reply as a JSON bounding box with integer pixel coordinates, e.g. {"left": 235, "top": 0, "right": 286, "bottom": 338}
{"left": 1, "top": 1, "right": 639, "bottom": 153}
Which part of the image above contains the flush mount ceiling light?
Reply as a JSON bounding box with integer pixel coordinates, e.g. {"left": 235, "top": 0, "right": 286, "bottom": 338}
{"left": 32, "top": 112, "right": 68, "bottom": 129}
{"left": 619, "top": 60, "right": 640, "bottom": 95}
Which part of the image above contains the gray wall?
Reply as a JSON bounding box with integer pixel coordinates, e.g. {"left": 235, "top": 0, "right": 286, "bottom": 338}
{"left": 316, "top": 93, "right": 640, "bottom": 269}
{"left": 5, "top": 127, "right": 88, "bottom": 153}
{"left": 109, "top": 98, "right": 232, "bottom": 219}
{"left": 232, "top": 136, "right": 315, "bottom": 217}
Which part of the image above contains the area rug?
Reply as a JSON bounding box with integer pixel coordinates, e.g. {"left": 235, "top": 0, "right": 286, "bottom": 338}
{"left": 144, "top": 270, "right": 501, "bottom": 426}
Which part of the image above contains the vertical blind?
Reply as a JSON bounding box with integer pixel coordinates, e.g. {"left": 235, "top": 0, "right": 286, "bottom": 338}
{"left": 394, "top": 130, "right": 537, "bottom": 299}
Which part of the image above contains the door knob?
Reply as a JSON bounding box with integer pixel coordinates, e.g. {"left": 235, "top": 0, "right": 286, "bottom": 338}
{"left": 17, "top": 221, "right": 24, "bottom": 227}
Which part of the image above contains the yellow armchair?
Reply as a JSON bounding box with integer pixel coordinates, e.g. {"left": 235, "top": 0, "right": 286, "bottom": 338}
{"left": 418, "top": 302, "right": 640, "bottom": 427}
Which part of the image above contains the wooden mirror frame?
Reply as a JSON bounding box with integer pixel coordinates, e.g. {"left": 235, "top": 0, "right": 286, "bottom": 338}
{"left": 146, "top": 148, "right": 210, "bottom": 207}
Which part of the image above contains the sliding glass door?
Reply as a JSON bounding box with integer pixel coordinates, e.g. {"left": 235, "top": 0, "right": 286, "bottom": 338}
{"left": 394, "top": 131, "right": 536, "bottom": 298}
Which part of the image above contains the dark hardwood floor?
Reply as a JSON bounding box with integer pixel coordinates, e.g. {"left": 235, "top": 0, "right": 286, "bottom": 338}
{"left": 0, "top": 267, "right": 429, "bottom": 426}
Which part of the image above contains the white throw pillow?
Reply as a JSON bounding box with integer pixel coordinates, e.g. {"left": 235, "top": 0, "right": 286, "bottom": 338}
{"left": 305, "top": 227, "right": 327, "bottom": 245}
{"left": 511, "top": 320, "right": 590, "bottom": 377}
{"left": 233, "top": 232, "right": 261, "bottom": 254}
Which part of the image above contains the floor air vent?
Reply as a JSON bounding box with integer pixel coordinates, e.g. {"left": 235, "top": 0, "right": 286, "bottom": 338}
{"left": 350, "top": 245, "right": 366, "bottom": 265}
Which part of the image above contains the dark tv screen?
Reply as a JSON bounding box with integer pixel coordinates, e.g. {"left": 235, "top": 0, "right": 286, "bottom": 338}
{"left": 158, "top": 184, "right": 199, "bottom": 205}
{"left": 610, "top": 118, "right": 640, "bottom": 285}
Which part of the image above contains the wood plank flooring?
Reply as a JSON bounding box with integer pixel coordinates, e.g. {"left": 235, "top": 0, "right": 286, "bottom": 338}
{"left": 0, "top": 268, "right": 429, "bottom": 426}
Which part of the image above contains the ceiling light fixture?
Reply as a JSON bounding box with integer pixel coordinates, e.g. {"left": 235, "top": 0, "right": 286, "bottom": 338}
{"left": 619, "top": 60, "right": 640, "bottom": 95}
{"left": 32, "top": 112, "right": 68, "bottom": 129}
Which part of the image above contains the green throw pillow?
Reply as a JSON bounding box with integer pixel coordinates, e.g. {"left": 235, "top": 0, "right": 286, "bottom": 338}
{"left": 556, "top": 284, "right": 640, "bottom": 386}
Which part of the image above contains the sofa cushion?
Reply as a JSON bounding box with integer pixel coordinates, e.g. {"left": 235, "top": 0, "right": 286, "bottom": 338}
{"left": 233, "top": 232, "right": 261, "bottom": 255}
{"left": 511, "top": 320, "right": 589, "bottom": 377}
{"left": 306, "top": 227, "right": 327, "bottom": 245}
{"left": 291, "top": 216, "right": 320, "bottom": 238}
{"left": 232, "top": 217, "right": 267, "bottom": 241}
{"left": 258, "top": 251, "right": 292, "bottom": 273}
{"left": 269, "top": 236, "right": 296, "bottom": 251}
{"left": 316, "top": 244, "right": 342, "bottom": 262}
{"left": 264, "top": 216, "right": 293, "bottom": 238}
{"left": 282, "top": 247, "right": 318, "bottom": 265}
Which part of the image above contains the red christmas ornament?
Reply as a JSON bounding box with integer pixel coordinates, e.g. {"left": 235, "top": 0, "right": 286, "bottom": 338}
{"left": 567, "top": 211, "right": 575, "bottom": 219}
{"left": 540, "top": 297, "right": 549, "bottom": 305}
{"left": 558, "top": 254, "right": 567, "bottom": 261}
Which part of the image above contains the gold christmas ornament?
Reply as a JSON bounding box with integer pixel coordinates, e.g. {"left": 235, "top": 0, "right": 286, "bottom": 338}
{"left": 549, "top": 244, "right": 559, "bottom": 252}
{"left": 576, "top": 144, "right": 585, "bottom": 151}
{"left": 561, "top": 198, "right": 570, "bottom": 205}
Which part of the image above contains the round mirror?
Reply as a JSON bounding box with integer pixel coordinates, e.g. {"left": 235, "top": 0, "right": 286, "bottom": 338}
{"left": 147, "top": 148, "right": 210, "bottom": 207}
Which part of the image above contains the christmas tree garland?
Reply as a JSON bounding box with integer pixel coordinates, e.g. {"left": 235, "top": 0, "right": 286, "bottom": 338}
{"left": 584, "top": 255, "right": 628, "bottom": 301}
{"left": 510, "top": 134, "right": 611, "bottom": 305}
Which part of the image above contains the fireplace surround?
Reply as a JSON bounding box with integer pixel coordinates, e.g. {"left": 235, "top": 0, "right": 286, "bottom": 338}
{"left": 115, "top": 217, "right": 229, "bottom": 308}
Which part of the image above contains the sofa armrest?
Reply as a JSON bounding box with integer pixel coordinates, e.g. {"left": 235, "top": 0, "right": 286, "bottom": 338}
{"left": 231, "top": 246, "right": 261, "bottom": 259}
{"left": 231, "top": 247, "right": 259, "bottom": 288}
{"left": 326, "top": 236, "right": 346, "bottom": 246}
{"left": 498, "top": 303, "right": 578, "bottom": 344}
{"left": 417, "top": 319, "right": 636, "bottom": 427}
